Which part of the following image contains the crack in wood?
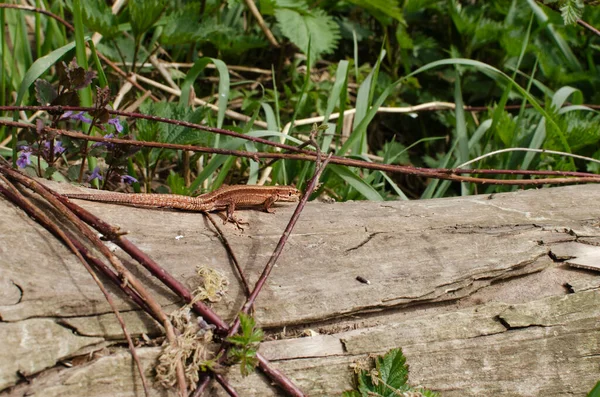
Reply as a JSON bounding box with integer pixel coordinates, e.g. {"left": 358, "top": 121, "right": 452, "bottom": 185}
{"left": 345, "top": 232, "right": 383, "bottom": 252}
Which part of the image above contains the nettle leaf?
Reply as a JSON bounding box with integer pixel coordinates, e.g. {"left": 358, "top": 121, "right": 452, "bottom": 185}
{"left": 375, "top": 348, "right": 409, "bottom": 393}
{"left": 138, "top": 102, "right": 211, "bottom": 146}
{"left": 212, "top": 33, "right": 267, "bottom": 54}
{"left": 347, "top": 0, "right": 405, "bottom": 24}
{"left": 559, "top": 0, "right": 584, "bottom": 25}
{"left": 273, "top": 0, "right": 308, "bottom": 12}
{"left": 81, "top": 0, "right": 119, "bottom": 38}
{"left": 275, "top": 7, "right": 340, "bottom": 62}
{"left": 166, "top": 171, "right": 188, "bottom": 195}
{"left": 347, "top": 348, "right": 439, "bottom": 397}
{"left": 35, "top": 80, "right": 57, "bottom": 105}
{"left": 239, "top": 313, "right": 257, "bottom": 340}
{"left": 161, "top": 4, "right": 235, "bottom": 45}
{"left": 128, "top": 0, "right": 167, "bottom": 37}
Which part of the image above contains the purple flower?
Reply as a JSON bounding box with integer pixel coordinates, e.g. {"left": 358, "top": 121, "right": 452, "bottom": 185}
{"left": 43, "top": 140, "right": 66, "bottom": 155}
{"left": 54, "top": 141, "right": 66, "bottom": 155}
{"left": 108, "top": 117, "right": 123, "bottom": 133}
{"left": 16, "top": 151, "right": 31, "bottom": 168}
{"left": 61, "top": 111, "right": 92, "bottom": 124}
{"left": 88, "top": 166, "right": 103, "bottom": 182}
{"left": 92, "top": 133, "right": 115, "bottom": 149}
{"left": 121, "top": 175, "right": 138, "bottom": 184}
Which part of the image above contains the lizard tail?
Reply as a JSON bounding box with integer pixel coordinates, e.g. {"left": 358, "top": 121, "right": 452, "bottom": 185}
{"left": 64, "top": 192, "right": 201, "bottom": 210}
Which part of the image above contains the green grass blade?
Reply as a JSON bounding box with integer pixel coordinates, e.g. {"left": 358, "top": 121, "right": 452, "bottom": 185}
{"left": 88, "top": 41, "right": 108, "bottom": 88}
{"left": 526, "top": 0, "right": 581, "bottom": 72}
{"left": 72, "top": 0, "right": 92, "bottom": 107}
{"left": 352, "top": 29, "right": 359, "bottom": 81}
{"left": 453, "top": 71, "right": 469, "bottom": 196}
{"left": 210, "top": 58, "right": 230, "bottom": 129}
{"left": 406, "top": 58, "right": 572, "bottom": 158}
{"left": 271, "top": 65, "right": 281, "bottom": 130}
{"left": 329, "top": 164, "right": 383, "bottom": 201}
{"left": 261, "top": 103, "right": 278, "bottom": 131}
{"left": 380, "top": 171, "right": 408, "bottom": 200}
{"left": 521, "top": 119, "right": 546, "bottom": 171}
{"left": 179, "top": 57, "right": 212, "bottom": 106}
{"left": 16, "top": 41, "right": 79, "bottom": 106}
{"left": 179, "top": 57, "right": 230, "bottom": 129}
{"left": 587, "top": 380, "right": 600, "bottom": 397}
{"left": 324, "top": 60, "right": 349, "bottom": 124}
{"left": 421, "top": 139, "right": 458, "bottom": 199}
{"left": 551, "top": 86, "right": 582, "bottom": 109}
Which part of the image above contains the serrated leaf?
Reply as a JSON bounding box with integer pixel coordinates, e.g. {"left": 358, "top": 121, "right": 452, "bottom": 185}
{"left": 273, "top": 0, "right": 308, "bottom": 12}
{"left": 51, "top": 91, "right": 79, "bottom": 107}
{"left": 275, "top": 8, "right": 340, "bottom": 63}
{"left": 35, "top": 80, "right": 57, "bottom": 105}
{"left": 559, "top": 0, "right": 583, "bottom": 25}
{"left": 347, "top": 0, "right": 405, "bottom": 24}
{"left": 239, "top": 312, "right": 256, "bottom": 337}
{"left": 161, "top": 5, "right": 236, "bottom": 45}
{"left": 166, "top": 171, "right": 187, "bottom": 195}
{"left": 81, "top": 0, "right": 119, "bottom": 38}
{"left": 129, "top": 0, "right": 167, "bottom": 37}
{"left": 137, "top": 102, "right": 211, "bottom": 146}
{"left": 376, "top": 348, "right": 409, "bottom": 392}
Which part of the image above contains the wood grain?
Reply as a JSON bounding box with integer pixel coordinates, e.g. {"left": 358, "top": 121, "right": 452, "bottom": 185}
{"left": 2, "top": 181, "right": 600, "bottom": 396}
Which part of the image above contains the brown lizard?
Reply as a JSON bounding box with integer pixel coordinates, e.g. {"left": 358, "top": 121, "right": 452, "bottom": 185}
{"left": 65, "top": 185, "right": 301, "bottom": 227}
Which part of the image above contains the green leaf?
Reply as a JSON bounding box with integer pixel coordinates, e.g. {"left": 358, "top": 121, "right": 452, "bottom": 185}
{"left": 559, "top": 0, "right": 584, "bottom": 25}
{"left": 161, "top": 6, "right": 235, "bottom": 45}
{"left": 329, "top": 165, "right": 383, "bottom": 201}
{"left": 346, "top": 0, "right": 405, "bottom": 24}
{"left": 275, "top": 8, "right": 340, "bottom": 63}
{"left": 16, "top": 40, "right": 79, "bottom": 106}
{"left": 80, "top": 0, "right": 119, "bottom": 38}
{"left": 588, "top": 380, "right": 600, "bottom": 397}
{"left": 239, "top": 312, "right": 256, "bottom": 339}
{"left": 453, "top": 71, "right": 469, "bottom": 195}
{"left": 551, "top": 86, "right": 582, "bottom": 109}
{"left": 375, "top": 348, "right": 409, "bottom": 392}
{"left": 34, "top": 79, "right": 57, "bottom": 105}
{"left": 129, "top": 0, "right": 167, "bottom": 37}
{"left": 526, "top": 0, "right": 581, "bottom": 71}
{"left": 166, "top": 171, "right": 188, "bottom": 195}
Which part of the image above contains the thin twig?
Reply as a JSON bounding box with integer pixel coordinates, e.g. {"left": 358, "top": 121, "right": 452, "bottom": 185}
{"left": 577, "top": 18, "right": 600, "bottom": 38}
{"left": 19, "top": 122, "right": 600, "bottom": 186}
{"left": 457, "top": 147, "right": 600, "bottom": 169}
{"left": 49, "top": 189, "right": 231, "bottom": 333}
{"left": 229, "top": 154, "right": 331, "bottom": 336}
{"left": 0, "top": 167, "right": 187, "bottom": 396}
{"left": 206, "top": 214, "right": 251, "bottom": 297}
{"left": 0, "top": 175, "right": 150, "bottom": 397}
{"left": 52, "top": 185, "right": 301, "bottom": 396}
{"left": 194, "top": 155, "right": 331, "bottom": 397}
{"left": 242, "top": 0, "right": 279, "bottom": 47}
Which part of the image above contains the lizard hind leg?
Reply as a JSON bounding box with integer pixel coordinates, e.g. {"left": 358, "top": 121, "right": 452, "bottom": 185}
{"left": 263, "top": 196, "right": 277, "bottom": 213}
{"left": 223, "top": 203, "right": 248, "bottom": 230}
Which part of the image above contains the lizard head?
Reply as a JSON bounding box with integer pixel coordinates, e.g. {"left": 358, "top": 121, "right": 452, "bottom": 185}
{"left": 277, "top": 186, "right": 302, "bottom": 202}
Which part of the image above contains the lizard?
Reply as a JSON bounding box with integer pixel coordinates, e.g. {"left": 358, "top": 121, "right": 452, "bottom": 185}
{"left": 65, "top": 185, "right": 301, "bottom": 228}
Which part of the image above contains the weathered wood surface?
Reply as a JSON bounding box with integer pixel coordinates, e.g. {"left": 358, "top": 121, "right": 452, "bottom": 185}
{"left": 2, "top": 181, "right": 600, "bottom": 396}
